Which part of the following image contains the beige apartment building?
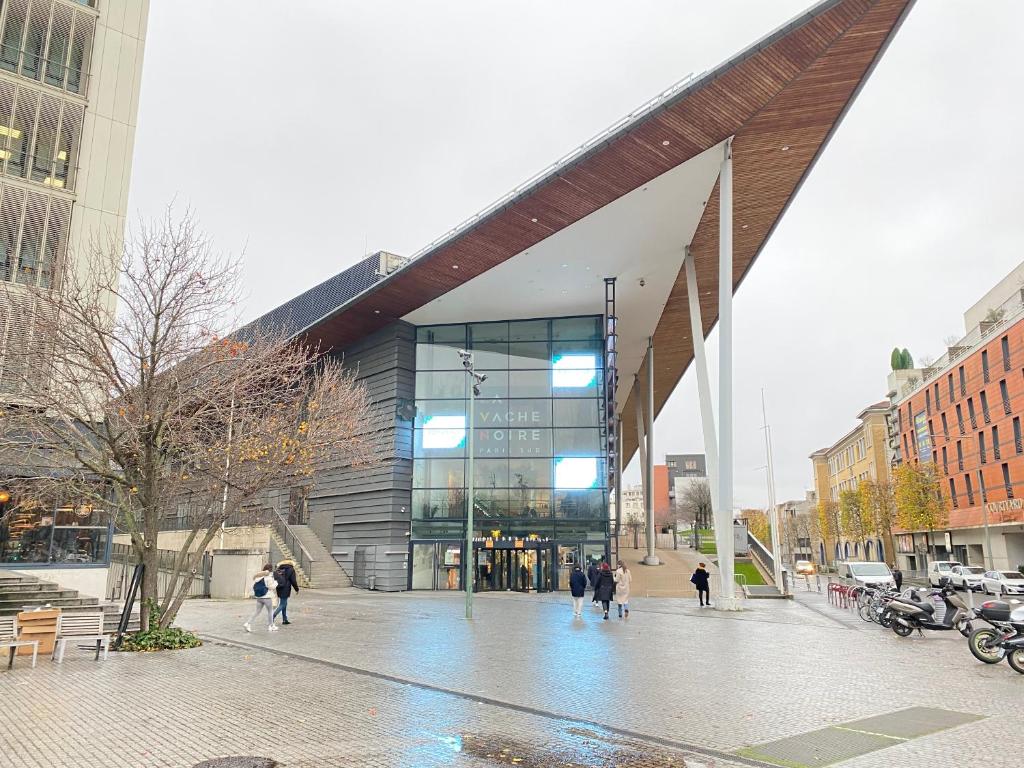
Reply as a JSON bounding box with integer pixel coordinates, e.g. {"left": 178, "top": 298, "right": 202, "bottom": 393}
{"left": 0, "top": 0, "right": 149, "bottom": 598}
{"left": 810, "top": 401, "right": 892, "bottom": 565}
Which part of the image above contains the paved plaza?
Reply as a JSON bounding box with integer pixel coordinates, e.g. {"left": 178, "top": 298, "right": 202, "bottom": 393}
{"left": 1, "top": 587, "right": 1021, "bottom": 768}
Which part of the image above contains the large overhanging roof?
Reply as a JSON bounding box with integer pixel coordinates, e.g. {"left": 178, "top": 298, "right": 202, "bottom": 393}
{"left": 274, "top": 0, "right": 915, "bottom": 464}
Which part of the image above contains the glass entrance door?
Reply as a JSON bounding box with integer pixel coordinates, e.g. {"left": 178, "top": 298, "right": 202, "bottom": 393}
{"left": 474, "top": 546, "right": 554, "bottom": 592}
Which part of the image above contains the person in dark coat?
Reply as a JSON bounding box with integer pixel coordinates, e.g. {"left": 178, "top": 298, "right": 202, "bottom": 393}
{"left": 690, "top": 562, "right": 711, "bottom": 607}
{"left": 587, "top": 561, "right": 600, "bottom": 604}
{"left": 594, "top": 562, "right": 616, "bottom": 620}
{"left": 569, "top": 565, "right": 588, "bottom": 617}
{"left": 891, "top": 564, "right": 903, "bottom": 593}
{"left": 273, "top": 559, "right": 300, "bottom": 625}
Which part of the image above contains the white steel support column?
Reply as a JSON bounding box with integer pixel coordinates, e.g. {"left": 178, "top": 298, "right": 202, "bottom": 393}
{"left": 634, "top": 377, "right": 648, "bottom": 520}
{"left": 644, "top": 337, "right": 659, "bottom": 566}
{"left": 683, "top": 247, "right": 719, "bottom": 517}
{"left": 715, "top": 137, "right": 739, "bottom": 609}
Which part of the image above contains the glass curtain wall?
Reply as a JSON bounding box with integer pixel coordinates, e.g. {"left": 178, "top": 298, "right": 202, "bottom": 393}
{"left": 410, "top": 316, "right": 609, "bottom": 588}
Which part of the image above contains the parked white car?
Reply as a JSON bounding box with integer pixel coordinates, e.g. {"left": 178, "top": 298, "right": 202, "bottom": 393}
{"left": 982, "top": 570, "right": 1024, "bottom": 596}
{"left": 949, "top": 565, "right": 986, "bottom": 591}
{"left": 928, "top": 560, "right": 962, "bottom": 587}
{"left": 838, "top": 561, "right": 896, "bottom": 589}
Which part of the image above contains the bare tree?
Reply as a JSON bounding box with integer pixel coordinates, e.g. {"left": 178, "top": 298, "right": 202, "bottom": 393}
{"left": 0, "top": 210, "right": 378, "bottom": 629}
{"left": 678, "top": 478, "right": 713, "bottom": 547}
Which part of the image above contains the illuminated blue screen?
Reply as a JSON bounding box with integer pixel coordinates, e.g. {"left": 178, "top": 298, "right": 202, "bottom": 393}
{"left": 421, "top": 415, "right": 467, "bottom": 449}
{"left": 552, "top": 354, "right": 597, "bottom": 388}
{"left": 554, "top": 457, "right": 599, "bottom": 489}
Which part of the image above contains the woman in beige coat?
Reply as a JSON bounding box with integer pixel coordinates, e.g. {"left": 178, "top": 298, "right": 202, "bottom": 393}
{"left": 614, "top": 562, "right": 632, "bottom": 618}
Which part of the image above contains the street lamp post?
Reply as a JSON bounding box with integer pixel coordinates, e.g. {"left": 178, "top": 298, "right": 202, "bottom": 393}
{"left": 458, "top": 349, "right": 487, "bottom": 620}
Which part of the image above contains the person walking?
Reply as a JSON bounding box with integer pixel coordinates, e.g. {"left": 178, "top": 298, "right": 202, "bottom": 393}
{"left": 691, "top": 562, "right": 711, "bottom": 607}
{"left": 594, "top": 562, "right": 616, "bottom": 620}
{"left": 244, "top": 563, "right": 278, "bottom": 632}
{"left": 569, "top": 564, "right": 588, "bottom": 617}
{"left": 587, "top": 560, "right": 600, "bottom": 605}
{"left": 613, "top": 561, "right": 632, "bottom": 618}
{"left": 273, "top": 559, "right": 300, "bottom": 626}
{"left": 892, "top": 564, "right": 903, "bottom": 593}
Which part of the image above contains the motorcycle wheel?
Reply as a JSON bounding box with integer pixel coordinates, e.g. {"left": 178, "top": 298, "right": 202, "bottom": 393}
{"left": 892, "top": 620, "right": 914, "bottom": 637}
{"left": 968, "top": 628, "right": 1005, "bottom": 664}
{"left": 1007, "top": 649, "right": 1024, "bottom": 675}
{"left": 879, "top": 608, "right": 894, "bottom": 628}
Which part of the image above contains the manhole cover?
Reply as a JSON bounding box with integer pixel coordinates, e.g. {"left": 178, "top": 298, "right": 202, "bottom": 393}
{"left": 193, "top": 758, "right": 277, "bottom": 768}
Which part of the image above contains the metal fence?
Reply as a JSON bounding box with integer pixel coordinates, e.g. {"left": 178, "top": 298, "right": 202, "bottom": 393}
{"left": 106, "top": 543, "right": 212, "bottom": 601}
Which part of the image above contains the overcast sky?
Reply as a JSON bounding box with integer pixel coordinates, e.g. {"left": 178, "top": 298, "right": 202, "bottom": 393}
{"left": 129, "top": 1, "right": 1024, "bottom": 510}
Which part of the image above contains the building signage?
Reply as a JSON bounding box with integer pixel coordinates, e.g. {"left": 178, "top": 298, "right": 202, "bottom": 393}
{"left": 476, "top": 403, "right": 545, "bottom": 456}
{"left": 913, "top": 411, "right": 932, "bottom": 462}
{"left": 896, "top": 534, "right": 915, "bottom": 554}
{"left": 986, "top": 498, "right": 1024, "bottom": 514}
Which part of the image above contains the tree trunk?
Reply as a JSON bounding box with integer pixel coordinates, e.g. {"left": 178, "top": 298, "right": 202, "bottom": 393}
{"left": 160, "top": 524, "right": 220, "bottom": 628}
{"left": 139, "top": 542, "right": 159, "bottom": 631}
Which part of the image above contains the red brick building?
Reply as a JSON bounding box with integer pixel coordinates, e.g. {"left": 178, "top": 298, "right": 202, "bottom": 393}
{"left": 894, "top": 284, "right": 1024, "bottom": 572}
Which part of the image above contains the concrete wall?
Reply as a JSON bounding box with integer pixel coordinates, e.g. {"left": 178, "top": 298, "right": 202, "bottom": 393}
{"left": 209, "top": 549, "right": 268, "bottom": 600}
{"left": 13, "top": 567, "right": 108, "bottom": 599}
{"left": 964, "top": 262, "right": 1024, "bottom": 333}
{"left": 112, "top": 526, "right": 270, "bottom": 553}
{"left": 309, "top": 322, "right": 414, "bottom": 592}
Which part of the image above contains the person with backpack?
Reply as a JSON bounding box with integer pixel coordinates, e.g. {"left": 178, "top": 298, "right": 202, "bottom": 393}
{"left": 594, "top": 562, "right": 616, "bottom": 620}
{"left": 569, "top": 564, "right": 588, "bottom": 617}
{"left": 273, "top": 559, "right": 300, "bottom": 626}
{"left": 691, "top": 562, "right": 711, "bottom": 607}
{"left": 244, "top": 563, "right": 278, "bottom": 632}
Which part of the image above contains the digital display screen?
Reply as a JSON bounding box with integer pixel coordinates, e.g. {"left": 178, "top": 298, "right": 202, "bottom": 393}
{"left": 554, "top": 457, "right": 599, "bottom": 489}
{"left": 552, "top": 354, "right": 597, "bottom": 388}
{"left": 421, "top": 415, "right": 467, "bottom": 449}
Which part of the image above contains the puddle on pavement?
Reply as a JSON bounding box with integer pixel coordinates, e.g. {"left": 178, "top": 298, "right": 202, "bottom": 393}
{"left": 456, "top": 727, "right": 692, "bottom": 767}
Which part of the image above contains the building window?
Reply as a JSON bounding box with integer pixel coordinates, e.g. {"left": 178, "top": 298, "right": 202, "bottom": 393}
{"left": 959, "top": 366, "right": 967, "bottom": 396}
{"left": 925, "top": 389, "right": 931, "bottom": 416}
{"left": 942, "top": 445, "right": 948, "bottom": 475}
{"left": 993, "top": 425, "right": 1001, "bottom": 461}
{"left": 981, "top": 391, "right": 991, "bottom": 423}
{"left": 1002, "top": 335, "right": 1011, "bottom": 371}
{"left": 979, "top": 431, "right": 987, "bottom": 464}
{"left": 967, "top": 398, "right": 977, "bottom": 429}
{"left": 941, "top": 412, "right": 949, "bottom": 440}
{"left": 1003, "top": 463, "right": 1013, "bottom": 499}
{"left": 1000, "top": 379, "right": 1011, "bottom": 415}
{"left": 0, "top": 501, "right": 110, "bottom": 564}
{"left": 965, "top": 474, "right": 975, "bottom": 506}
{"left": 902, "top": 433, "right": 909, "bottom": 459}
{"left": 956, "top": 404, "right": 965, "bottom": 435}
{"left": 949, "top": 477, "right": 958, "bottom": 508}
{"left": 948, "top": 373, "right": 955, "bottom": 402}
{"left": 1014, "top": 416, "right": 1022, "bottom": 454}
{"left": 934, "top": 382, "right": 941, "bottom": 410}
{"left": 0, "top": 2, "right": 95, "bottom": 95}
{"left": 982, "top": 350, "right": 990, "bottom": 383}
{"left": 957, "top": 440, "right": 964, "bottom": 471}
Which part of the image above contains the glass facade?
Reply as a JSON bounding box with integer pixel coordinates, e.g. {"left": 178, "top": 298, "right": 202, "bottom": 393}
{"left": 410, "top": 316, "right": 610, "bottom": 590}
{"left": 0, "top": 500, "right": 110, "bottom": 566}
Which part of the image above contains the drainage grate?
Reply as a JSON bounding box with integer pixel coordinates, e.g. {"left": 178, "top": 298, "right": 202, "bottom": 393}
{"left": 736, "top": 707, "right": 983, "bottom": 768}
{"left": 193, "top": 758, "right": 278, "bottom": 768}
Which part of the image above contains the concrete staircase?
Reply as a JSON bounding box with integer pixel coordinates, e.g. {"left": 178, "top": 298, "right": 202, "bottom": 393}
{"left": 270, "top": 524, "right": 351, "bottom": 589}
{"left": 0, "top": 572, "right": 139, "bottom": 630}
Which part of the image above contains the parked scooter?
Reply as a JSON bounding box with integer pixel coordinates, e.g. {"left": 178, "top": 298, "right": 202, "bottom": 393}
{"left": 967, "top": 600, "right": 1024, "bottom": 674}
{"left": 887, "top": 578, "right": 975, "bottom": 637}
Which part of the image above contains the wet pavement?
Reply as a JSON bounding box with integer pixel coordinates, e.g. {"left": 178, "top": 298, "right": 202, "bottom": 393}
{"left": 1, "top": 588, "right": 1021, "bottom": 767}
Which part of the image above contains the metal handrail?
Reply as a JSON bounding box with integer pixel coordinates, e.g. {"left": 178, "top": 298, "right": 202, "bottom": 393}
{"left": 271, "top": 508, "right": 315, "bottom": 583}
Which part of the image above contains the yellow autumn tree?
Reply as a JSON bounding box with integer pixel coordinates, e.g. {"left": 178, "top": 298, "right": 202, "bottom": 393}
{"left": 893, "top": 462, "right": 948, "bottom": 560}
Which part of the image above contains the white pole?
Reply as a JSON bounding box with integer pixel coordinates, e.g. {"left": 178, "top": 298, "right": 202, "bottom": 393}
{"left": 716, "top": 137, "right": 738, "bottom": 608}
{"left": 762, "top": 389, "right": 784, "bottom": 592}
{"left": 644, "top": 337, "right": 659, "bottom": 565}
{"left": 684, "top": 246, "right": 719, "bottom": 517}
{"left": 465, "top": 372, "right": 475, "bottom": 619}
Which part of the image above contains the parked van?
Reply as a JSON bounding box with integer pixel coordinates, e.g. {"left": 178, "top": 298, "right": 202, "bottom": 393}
{"left": 927, "top": 560, "right": 962, "bottom": 587}
{"left": 837, "top": 561, "right": 896, "bottom": 589}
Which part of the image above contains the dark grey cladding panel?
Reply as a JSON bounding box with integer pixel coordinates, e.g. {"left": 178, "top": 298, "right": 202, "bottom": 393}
{"left": 304, "top": 320, "right": 415, "bottom": 591}
{"left": 238, "top": 254, "right": 385, "bottom": 342}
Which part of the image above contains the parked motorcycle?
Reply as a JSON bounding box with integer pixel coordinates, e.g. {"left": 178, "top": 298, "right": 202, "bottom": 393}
{"left": 887, "top": 578, "right": 976, "bottom": 638}
{"left": 967, "top": 600, "right": 1024, "bottom": 673}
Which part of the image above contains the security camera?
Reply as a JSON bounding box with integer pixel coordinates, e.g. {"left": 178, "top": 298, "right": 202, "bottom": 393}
{"left": 639, "top": 278, "right": 646, "bottom": 288}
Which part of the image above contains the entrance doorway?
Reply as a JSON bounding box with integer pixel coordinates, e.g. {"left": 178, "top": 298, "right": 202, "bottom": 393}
{"left": 474, "top": 546, "right": 553, "bottom": 592}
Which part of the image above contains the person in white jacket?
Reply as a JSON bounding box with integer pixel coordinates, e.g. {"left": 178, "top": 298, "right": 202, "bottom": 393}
{"left": 614, "top": 562, "right": 632, "bottom": 618}
{"left": 244, "top": 563, "right": 278, "bottom": 632}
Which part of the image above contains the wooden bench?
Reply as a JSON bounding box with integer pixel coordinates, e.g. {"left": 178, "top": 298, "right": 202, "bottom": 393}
{"left": 0, "top": 616, "right": 40, "bottom": 669}
{"left": 52, "top": 611, "right": 109, "bottom": 663}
